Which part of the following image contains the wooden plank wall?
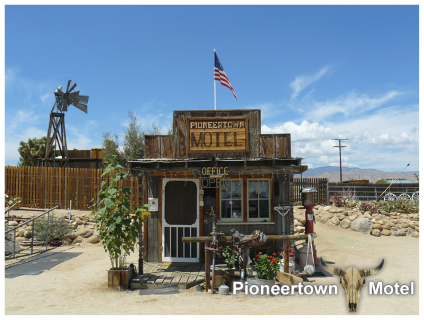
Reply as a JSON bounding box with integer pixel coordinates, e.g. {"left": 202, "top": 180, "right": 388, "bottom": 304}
{"left": 5, "top": 166, "right": 139, "bottom": 210}
{"left": 259, "top": 134, "right": 291, "bottom": 158}
{"left": 292, "top": 178, "right": 328, "bottom": 205}
{"left": 145, "top": 135, "right": 174, "bottom": 159}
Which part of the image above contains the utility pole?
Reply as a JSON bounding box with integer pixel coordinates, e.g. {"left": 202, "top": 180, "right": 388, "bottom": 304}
{"left": 332, "top": 138, "right": 348, "bottom": 182}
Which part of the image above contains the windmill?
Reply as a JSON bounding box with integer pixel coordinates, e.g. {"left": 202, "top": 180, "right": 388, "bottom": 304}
{"left": 43, "top": 80, "right": 89, "bottom": 166}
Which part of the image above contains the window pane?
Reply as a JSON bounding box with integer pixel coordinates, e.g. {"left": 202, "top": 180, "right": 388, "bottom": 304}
{"left": 221, "top": 181, "right": 231, "bottom": 199}
{"left": 248, "top": 200, "right": 258, "bottom": 218}
{"left": 232, "top": 180, "right": 241, "bottom": 199}
{"left": 231, "top": 200, "right": 242, "bottom": 218}
{"left": 259, "top": 200, "right": 269, "bottom": 218}
{"left": 249, "top": 181, "right": 258, "bottom": 199}
{"left": 221, "top": 200, "right": 231, "bottom": 218}
{"left": 259, "top": 181, "right": 269, "bottom": 198}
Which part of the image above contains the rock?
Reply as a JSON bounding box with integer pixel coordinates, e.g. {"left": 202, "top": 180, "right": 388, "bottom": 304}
{"left": 24, "top": 230, "right": 32, "bottom": 238}
{"left": 89, "top": 218, "right": 96, "bottom": 222}
{"left": 76, "top": 227, "right": 93, "bottom": 238}
{"left": 5, "top": 241, "right": 22, "bottom": 254}
{"left": 415, "top": 226, "right": 419, "bottom": 232}
{"left": 394, "top": 231, "right": 406, "bottom": 237}
{"left": 409, "top": 222, "right": 415, "bottom": 229}
{"left": 74, "top": 217, "right": 83, "bottom": 225}
{"left": 342, "top": 211, "right": 349, "bottom": 216}
{"left": 323, "top": 206, "right": 331, "bottom": 211}
{"left": 381, "top": 230, "right": 391, "bottom": 236}
{"left": 351, "top": 218, "right": 372, "bottom": 234}
{"left": 17, "top": 228, "right": 25, "bottom": 237}
{"left": 401, "top": 223, "right": 409, "bottom": 229}
{"left": 371, "top": 229, "right": 381, "bottom": 237}
{"left": 374, "top": 215, "right": 382, "bottom": 221}
{"left": 87, "top": 234, "right": 100, "bottom": 244}
{"left": 348, "top": 214, "right": 358, "bottom": 221}
{"left": 9, "top": 221, "right": 18, "bottom": 226}
{"left": 407, "top": 228, "right": 414, "bottom": 236}
{"left": 294, "top": 219, "right": 302, "bottom": 227}
{"left": 372, "top": 224, "right": 383, "bottom": 231}
{"left": 329, "top": 216, "right": 340, "bottom": 226}
{"left": 320, "top": 212, "right": 333, "bottom": 224}
{"left": 383, "top": 225, "right": 391, "bottom": 230}
{"left": 329, "top": 208, "right": 338, "bottom": 214}
{"left": 72, "top": 236, "right": 83, "bottom": 244}
{"left": 411, "top": 232, "right": 419, "bottom": 238}
{"left": 340, "top": 218, "right": 351, "bottom": 229}
{"left": 338, "top": 214, "right": 345, "bottom": 221}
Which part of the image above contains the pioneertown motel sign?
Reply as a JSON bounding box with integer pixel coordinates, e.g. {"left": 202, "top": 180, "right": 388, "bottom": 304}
{"left": 188, "top": 116, "right": 249, "bottom": 154}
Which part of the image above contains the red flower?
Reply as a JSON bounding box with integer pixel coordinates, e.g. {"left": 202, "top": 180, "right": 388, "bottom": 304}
{"left": 281, "top": 247, "right": 285, "bottom": 251}
{"left": 218, "top": 246, "right": 223, "bottom": 250}
{"left": 268, "top": 256, "right": 273, "bottom": 260}
{"left": 289, "top": 252, "right": 294, "bottom": 257}
{"left": 289, "top": 248, "right": 294, "bottom": 253}
{"left": 271, "top": 258, "right": 277, "bottom": 263}
{"left": 272, "top": 253, "right": 277, "bottom": 257}
{"left": 256, "top": 254, "right": 261, "bottom": 258}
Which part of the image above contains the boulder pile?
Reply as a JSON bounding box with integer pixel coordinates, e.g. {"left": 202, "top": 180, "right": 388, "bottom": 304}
{"left": 7, "top": 213, "right": 101, "bottom": 246}
{"left": 293, "top": 205, "right": 419, "bottom": 238}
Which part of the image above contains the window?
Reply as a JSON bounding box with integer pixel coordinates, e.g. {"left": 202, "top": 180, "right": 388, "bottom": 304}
{"left": 220, "top": 179, "right": 243, "bottom": 221}
{"left": 248, "top": 179, "right": 270, "bottom": 221}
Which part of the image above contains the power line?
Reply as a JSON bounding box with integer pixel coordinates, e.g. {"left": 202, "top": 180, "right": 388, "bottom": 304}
{"left": 332, "top": 138, "right": 348, "bottom": 182}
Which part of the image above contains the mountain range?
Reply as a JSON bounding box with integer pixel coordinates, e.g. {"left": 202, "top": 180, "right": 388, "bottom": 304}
{"left": 297, "top": 166, "right": 419, "bottom": 183}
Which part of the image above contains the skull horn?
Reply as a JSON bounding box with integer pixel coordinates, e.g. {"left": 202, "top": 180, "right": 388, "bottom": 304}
{"left": 359, "top": 259, "right": 384, "bottom": 277}
{"left": 320, "top": 257, "right": 343, "bottom": 276}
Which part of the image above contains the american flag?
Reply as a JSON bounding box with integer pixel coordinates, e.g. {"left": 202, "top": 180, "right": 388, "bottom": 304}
{"left": 214, "top": 51, "right": 237, "bottom": 101}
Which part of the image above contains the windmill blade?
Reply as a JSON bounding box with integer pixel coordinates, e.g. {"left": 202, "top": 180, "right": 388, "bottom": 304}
{"left": 74, "top": 102, "right": 88, "bottom": 114}
{"left": 67, "top": 91, "right": 80, "bottom": 102}
{"left": 77, "top": 95, "right": 89, "bottom": 104}
{"left": 67, "top": 82, "right": 77, "bottom": 93}
{"left": 66, "top": 80, "right": 71, "bottom": 93}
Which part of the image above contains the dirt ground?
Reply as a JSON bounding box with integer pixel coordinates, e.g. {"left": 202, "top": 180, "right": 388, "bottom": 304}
{"left": 4, "top": 209, "right": 420, "bottom": 315}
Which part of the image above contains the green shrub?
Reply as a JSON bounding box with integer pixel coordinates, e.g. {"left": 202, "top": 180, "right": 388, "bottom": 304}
{"left": 378, "top": 200, "right": 419, "bottom": 214}
{"left": 33, "top": 213, "right": 73, "bottom": 241}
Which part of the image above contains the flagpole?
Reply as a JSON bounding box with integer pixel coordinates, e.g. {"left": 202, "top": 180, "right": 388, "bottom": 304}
{"left": 214, "top": 49, "right": 217, "bottom": 110}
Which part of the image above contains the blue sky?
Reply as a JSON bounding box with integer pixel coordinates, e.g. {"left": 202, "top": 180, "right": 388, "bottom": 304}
{"left": 3, "top": 4, "right": 419, "bottom": 172}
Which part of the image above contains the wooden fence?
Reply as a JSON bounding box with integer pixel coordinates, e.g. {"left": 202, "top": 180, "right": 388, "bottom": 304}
{"left": 292, "top": 178, "right": 328, "bottom": 205}
{"left": 5, "top": 166, "right": 140, "bottom": 211}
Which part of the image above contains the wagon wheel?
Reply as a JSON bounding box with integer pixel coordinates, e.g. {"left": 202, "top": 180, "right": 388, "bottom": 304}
{"left": 411, "top": 192, "right": 419, "bottom": 203}
{"left": 384, "top": 193, "right": 397, "bottom": 201}
{"left": 398, "top": 193, "right": 411, "bottom": 201}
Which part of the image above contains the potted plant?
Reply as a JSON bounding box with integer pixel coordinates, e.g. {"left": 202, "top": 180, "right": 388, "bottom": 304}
{"left": 91, "top": 155, "right": 151, "bottom": 289}
{"left": 251, "top": 252, "right": 280, "bottom": 286}
{"left": 279, "top": 246, "right": 295, "bottom": 274}
{"left": 212, "top": 245, "right": 240, "bottom": 288}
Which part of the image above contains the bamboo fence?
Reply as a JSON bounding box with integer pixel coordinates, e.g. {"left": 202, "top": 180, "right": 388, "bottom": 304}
{"left": 4, "top": 166, "right": 140, "bottom": 211}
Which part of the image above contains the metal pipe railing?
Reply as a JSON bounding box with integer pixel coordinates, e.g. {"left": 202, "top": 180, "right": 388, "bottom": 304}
{"left": 5, "top": 204, "right": 60, "bottom": 259}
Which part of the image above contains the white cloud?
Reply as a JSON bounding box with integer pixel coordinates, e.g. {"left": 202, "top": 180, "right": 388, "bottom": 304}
{"left": 304, "top": 91, "right": 404, "bottom": 122}
{"left": 290, "top": 66, "right": 330, "bottom": 99}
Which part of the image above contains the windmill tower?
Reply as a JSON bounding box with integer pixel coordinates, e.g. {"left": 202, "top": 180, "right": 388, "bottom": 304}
{"left": 43, "top": 80, "right": 89, "bottom": 167}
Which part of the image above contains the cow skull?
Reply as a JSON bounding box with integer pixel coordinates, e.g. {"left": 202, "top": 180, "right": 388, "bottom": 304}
{"left": 320, "top": 258, "right": 384, "bottom": 312}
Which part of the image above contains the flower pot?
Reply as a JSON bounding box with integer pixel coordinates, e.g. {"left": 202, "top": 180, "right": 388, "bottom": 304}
{"left": 246, "top": 278, "right": 276, "bottom": 287}
{"left": 108, "top": 267, "right": 133, "bottom": 289}
{"left": 211, "top": 264, "right": 236, "bottom": 289}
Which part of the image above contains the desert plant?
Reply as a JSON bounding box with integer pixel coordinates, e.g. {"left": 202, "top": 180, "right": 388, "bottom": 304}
{"left": 91, "top": 155, "right": 151, "bottom": 269}
{"left": 360, "top": 202, "right": 379, "bottom": 214}
{"left": 330, "top": 193, "right": 346, "bottom": 207}
{"left": 33, "top": 213, "right": 73, "bottom": 242}
{"left": 5, "top": 193, "right": 22, "bottom": 208}
{"left": 378, "top": 200, "right": 419, "bottom": 214}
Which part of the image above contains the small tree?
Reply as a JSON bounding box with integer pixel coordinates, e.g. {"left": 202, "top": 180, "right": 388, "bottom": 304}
{"left": 17, "top": 136, "right": 54, "bottom": 166}
{"left": 91, "top": 155, "right": 150, "bottom": 269}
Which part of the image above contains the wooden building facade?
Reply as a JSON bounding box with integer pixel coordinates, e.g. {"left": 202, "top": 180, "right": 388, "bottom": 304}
{"left": 128, "top": 109, "right": 307, "bottom": 263}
